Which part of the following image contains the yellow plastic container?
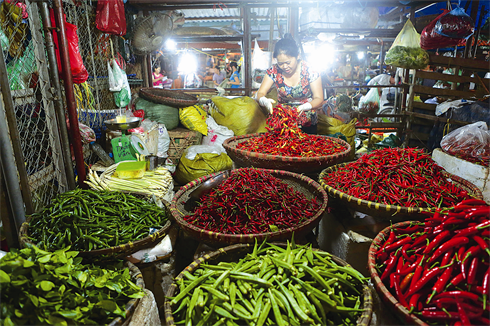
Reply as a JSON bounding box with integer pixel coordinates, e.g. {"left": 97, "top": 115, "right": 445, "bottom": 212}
{"left": 113, "top": 161, "right": 147, "bottom": 179}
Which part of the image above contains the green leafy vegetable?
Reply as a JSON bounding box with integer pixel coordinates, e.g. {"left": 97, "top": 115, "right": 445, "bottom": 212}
{"left": 385, "top": 45, "right": 429, "bottom": 69}
{"left": 0, "top": 244, "right": 145, "bottom": 325}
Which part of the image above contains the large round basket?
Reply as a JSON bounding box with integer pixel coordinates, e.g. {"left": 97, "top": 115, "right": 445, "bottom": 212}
{"left": 170, "top": 168, "right": 328, "bottom": 245}
{"left": 319, "top": 163, "right": 483, "bottom": 221}
{"left": 19, "top": 204, "right": 173, "bottom": 259}
{"left": 222, "top": 133, "right": 351, "bottom": 174}
{"left": 139, "top": 87, "right": 198, "bottom": 108}
{"left": 368, "top": 221, "right": 428, "bottom": 326}
{"left": 164, "top": 243, "right": 373, "bottom": 326}
{"left": 109, "top": 261, "right": 146, "bottom": 326}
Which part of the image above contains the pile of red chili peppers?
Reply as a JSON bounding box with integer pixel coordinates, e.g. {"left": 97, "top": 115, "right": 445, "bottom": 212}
{"left": 236, "top": 104, "right": 348, "bottom": 157}
{"left": 183, "top": 168, "right": 320, "bottom": 235}
{"left": 322, "top": 147, "right": 472, "bottom": 208}
{"left": 375, "top": 199, "right": 490, "bottom": 325}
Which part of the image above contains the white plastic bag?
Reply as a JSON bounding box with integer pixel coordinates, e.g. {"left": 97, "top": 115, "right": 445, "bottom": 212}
{"left": 185, "top": 145, "right": 227, "bottom": 161}
{"left": 252, "top": 39, "right": 271, "bottom": 71}
{"left": 157, "top": 124, "right": 171, "bottom": 158}
{"left": 202, "top": 116, "right": 234, "bottom": 148}
{"left": 108, "top": 59, "right": 124, "bottom": 92}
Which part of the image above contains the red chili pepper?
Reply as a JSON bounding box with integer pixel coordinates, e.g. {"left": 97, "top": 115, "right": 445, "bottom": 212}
{"left": 456, "top": 199, "right": 487, "bottom": 207}
{"left": 474, "top": 235, "right": 490, "bottom": 256}
{"left": 465, "top": 207, "right": 490, "bottom": 220}
{"left": 441, "top": 249, "right": 454, "bottom": 267}
{"left": 467, "top": 257, "right": 478, "bottom": 285}
{"left": 423, "top": 230, "right": 450, "bottom": 254}
{"left": 455, "top": 220, "right": 490, "bottom": 238}
{"left": 429, "top": 237, "right": 470, "bottom": 264}
{"left": 384, "top": 235, "right": 413, "bottom": 253}
{"left": 427, "top": 263, "right": 454, "bottom": 304}
{"left": 420, "top": 310, "right": 459, "bottom": 321}
{"left": 434, "top": 291, "right": 480, "bottom": 302}
{"left": 393, "top": 273, "right": 408, "bottom": 308}
{"left": 406, "top": 266, "right": 444, "bottom": 297}
{"left": 400, "top": 272, "right": 414, "bottom": 293}
{"left": 455, "top": 295, "right": 472, "bottom": 326}
{"left": 408, "top": 293, "right": 422, "bottom": 313}
{"left": 381, "top": 250, "right": 400, "bottom": 282}
{"left": 483, "top": 268, "right": 489, "bottom": 310}
{"left": 447, "top": 273, "right": 465, "bottom": 290}
{"left": 377, "top": 228, "right": 396, "bottom": 256}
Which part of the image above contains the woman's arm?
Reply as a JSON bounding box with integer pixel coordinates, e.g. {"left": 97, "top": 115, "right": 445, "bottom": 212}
{"left": 309, "top": 77, "right": 324, "bottom": 109}
{"left": 255, "top": 75, "right": 274, "bottom": 99}
{"left": 230, "top": 73, "right": 240, "bottom": 85}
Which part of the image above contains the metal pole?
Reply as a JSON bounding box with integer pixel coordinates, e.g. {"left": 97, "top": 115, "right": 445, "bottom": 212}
{"left": 0, "top": 94, "right": 27, "bottom": 234}
{"left": 0, "top": 37, "right": 34, "bottom": 215}
{"left": 39, "top": 2, "right": 76, "bottom": 190}
{"left": 242, "top": 5, "right": 252, "bottom": 96}
{"left": 269, "top": 7, "right": 275, "bottom": 51}
{"left": 52, "top": 0, "right": 87, "bottom": 189}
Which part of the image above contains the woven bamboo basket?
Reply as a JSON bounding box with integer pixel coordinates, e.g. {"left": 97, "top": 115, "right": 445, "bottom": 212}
{"left": 170, "top": 168, "right": 328, "bottom": 245}
{"left": 139, "top": 88, "right": 198, "bottom": 108}
{"left": 222, "top": 133, "right": 351, "bottom": 173}
{"left": 19, "top": 205, "right": 172, "bottom": 259}
{"left": 109, "top": 261, "right": 146, "bottom": 326}
{"left": 368, "top": 222, "right": 429, "bottom": 326}
{"left": 319, "top": 163, "right": 483, "bottom": 221}
{"left": 164, "top": 243, "right": 373, "bottom": 326}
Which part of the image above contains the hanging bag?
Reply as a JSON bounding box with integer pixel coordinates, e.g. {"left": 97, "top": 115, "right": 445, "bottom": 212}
{"left": 385, "top": 19, "right": 429, "bottom": 69}
{"left": 421, "top": 10, "right": 464, "bottom": 50}
{"left": 49, "top": 10, "right": 88, "bottom": 84}
{"left": 95, "top": 0, "right": 126, "bottom": 36}
{"left": 434, "top": 7, "right": 474, "bottom": 39}
{"left": 358, "top": 87, "right": 380, "bottom": 114}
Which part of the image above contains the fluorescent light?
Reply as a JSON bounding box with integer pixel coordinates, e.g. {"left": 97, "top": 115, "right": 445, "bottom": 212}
{"left": 306, "top": 43, "right": 336, "bottom": 72}
{"left": 357, "top": 51, "right": 365, "bottom": 60}
{"left": 178, "top": 52, "right": 197, "bottom": 73}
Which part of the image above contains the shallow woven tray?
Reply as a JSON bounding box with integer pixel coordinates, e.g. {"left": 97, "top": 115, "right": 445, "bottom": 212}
{"left": 109, "top": 261, "right": 146, "bottom": 326}
{"left": 164, "top": 242, "right": 373, "bottom": 326}
{"left": 319, "top": 163, "right": 483, "bottom": 221}
{"left": 170, "top": 168, "right": 328, "bottom": 245}
{"left": 19, "top": 205, "right": 172, "bottom": 259}
{"left": 139, "top": 87, "right": 198, "bottom": 108}
{"left": 368, "top": 222, "right": 429, "bottom": 326}
{"left": 222, "top": 133, "right": 351, "bottom": 174}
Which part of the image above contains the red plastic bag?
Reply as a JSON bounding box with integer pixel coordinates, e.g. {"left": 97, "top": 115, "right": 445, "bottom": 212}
{"left": 441, "top": 121, "right": 490, "bottom": 167}
{"left": 434, "top": 7, "right": 474, "bottom": 39}
{"left": 420, "top": 10, "right": 465, "bottom": 50}
{"left": 95, "top": 0, "right": 126, "bottom": 36}
{"left": 50, "top": 10, "right": 88, "bottom": 84}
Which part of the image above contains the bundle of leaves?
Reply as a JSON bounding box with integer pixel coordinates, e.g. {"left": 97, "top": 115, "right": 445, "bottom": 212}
{"left": 385, "top": 46, "right": 429, "bottom": 69}
{"left": 0, "top": 244, "right": 145, "bottom": 326}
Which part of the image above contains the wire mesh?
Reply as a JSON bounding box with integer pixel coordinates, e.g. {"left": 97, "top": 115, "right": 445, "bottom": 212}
{"left": 1, "top": 0, "right": 69, "bottom": 211}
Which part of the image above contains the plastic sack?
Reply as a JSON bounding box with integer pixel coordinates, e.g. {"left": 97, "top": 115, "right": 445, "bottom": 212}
{"left": 323, "top": 94, "right": 354, "bottom": 123}
{"left": 202, "top": 116, "right": 234, "bottom": 148}
{"left": 210, "top": 96, "right": 268, "bottom": 136}
{"left": 421, "top": 10, "right": 463, "bottom": 50}
{"left": 157, "top": 124, "right": 171, "bottom": 158}
{"left": 441, "top": 121, "right": 490, "bottom": 167}
{"left": 317, "top": 115, "right": 357, "bottom": 160}
{"left": 434, "top": 7, "right": 474, "bottom": 39}
{"left": 173, "top": 145, "right": 233, "bottom": 185}
{"left": 95, "top": 0, "right": 126, "bottom": 36}
{"left": 179, "top": 105, "right": 208, "bottom": 136}
{"left": 385, "top": 20, "right": 429, "bottom": 69}
{"left": 49, "top": 10, "right": 88, "bottom": 84}
{"left": 108, "top": 59, "right": 125, "bottom": 92}
{"left": 135, "top": 98, "right": 179, "bottom": 130}
{"left": 252, "top": 39, "right": 271, "bottom": 71}
{"left": 185, "top": 144, "right": 227, "bottom": 160}
{"left": 358, "top": 88, "right": 380, "bottom": 114}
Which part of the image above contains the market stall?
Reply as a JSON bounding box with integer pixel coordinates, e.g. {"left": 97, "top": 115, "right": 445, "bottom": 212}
{"left": 1, "top": 1, "right": 490, "bottom": 326}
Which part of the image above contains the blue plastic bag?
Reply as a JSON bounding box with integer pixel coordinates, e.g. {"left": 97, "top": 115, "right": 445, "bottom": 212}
{"left": 434, "top": 7, "right": 474, "bottom": 39}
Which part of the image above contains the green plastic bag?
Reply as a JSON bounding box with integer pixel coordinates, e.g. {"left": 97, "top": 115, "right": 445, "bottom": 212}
{"left": 210, "top": 96, "right": 267, "bottom": 136}
{"left": 385, "top": 20, "right": 429, "bottom": 69}
{"left": 174, "top": 145, "right": 234, "bottom": 185}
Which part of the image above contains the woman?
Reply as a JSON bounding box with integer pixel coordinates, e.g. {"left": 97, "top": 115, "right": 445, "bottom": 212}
{"left": 152, "top": 66, "right": 166, "bottom": 88}
{"left": 229, "top": 62, "right": 241, "bottom": 88}
{"left": 256, "top": 36, "right": 324, "bottom": 134}
{"left": 213, "top": 65, "right": 225, "bottom": 87}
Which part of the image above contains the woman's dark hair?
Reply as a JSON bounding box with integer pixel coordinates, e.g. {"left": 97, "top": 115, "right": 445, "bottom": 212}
{"left": 230, "top": 61, "right": 241, "bottom": 73}
{"left": 273, "top": 35, "right": 299, "bottom": 58}
{"left": 153, "top": 65, "right": 161, "bottom": 72}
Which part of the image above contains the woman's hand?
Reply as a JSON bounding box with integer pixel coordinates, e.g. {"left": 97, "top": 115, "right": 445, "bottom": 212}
{"left": 259, "top": 97, "right": 275, "bottom": 113}
{"left": 297, "top": 103, "right": 312, "bottom": 113}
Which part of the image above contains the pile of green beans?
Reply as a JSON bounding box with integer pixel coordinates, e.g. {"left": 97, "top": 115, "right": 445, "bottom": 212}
{"left": 27, "top": 189, "right": 169, "bottom": 251}
{"left": 170, "top": 241, "right": 368, "bottom": 326}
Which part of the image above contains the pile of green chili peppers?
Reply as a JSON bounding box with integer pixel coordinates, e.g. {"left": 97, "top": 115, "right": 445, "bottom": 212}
{"left": 169, "top": 241, "right": 368, "bottom": 326}
{"left": 26, "top": 189, "right": 169, "bottom": 251}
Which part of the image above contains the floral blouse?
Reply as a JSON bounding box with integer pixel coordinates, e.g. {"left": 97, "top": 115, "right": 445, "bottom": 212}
{"left": 267, "top": 61, "right": 320, "bottom": 127}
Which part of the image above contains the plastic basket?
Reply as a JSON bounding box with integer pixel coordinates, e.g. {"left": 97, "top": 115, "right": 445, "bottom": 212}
{"left": 319, "top": 163, "right": 484, "bottom": 221}
{"left": 170, "top": 168, "right": 328, "bottom": 245}
{"left": 222, "top": 133, "right": 351, "bottom": 174}
{"left": 164, "top": 242, "right": 373, "bottom": 326}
